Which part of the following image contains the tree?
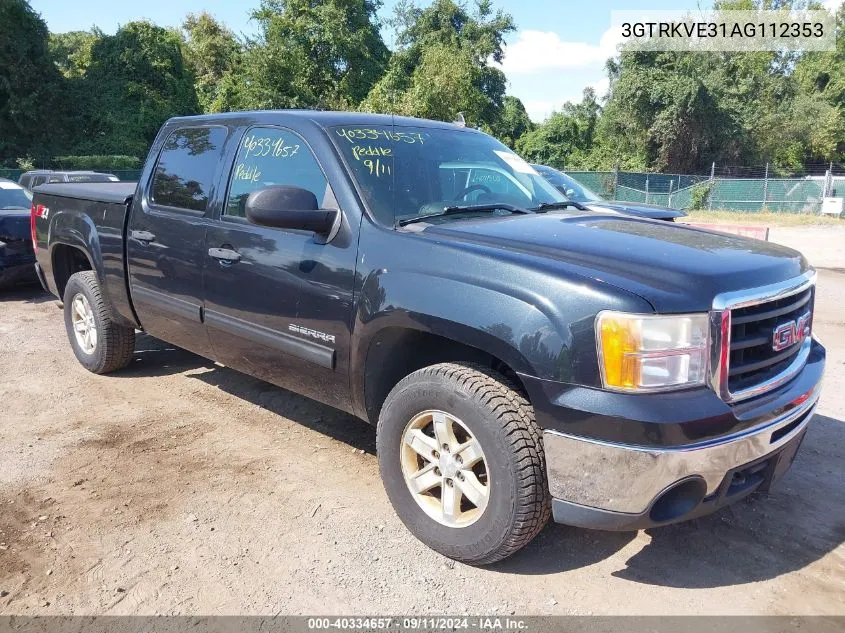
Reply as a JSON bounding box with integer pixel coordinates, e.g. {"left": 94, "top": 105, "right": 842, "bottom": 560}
{"left": 790, "top": 3, "right": 845, "bottom": 163}
{"left": 486, "top": 95, "right": 533, "bottom": 148}
{"left": 591, "top": 50, "right": 751, "bottom": 173}
{"left": 562, "top": 0, "right": 845, "bottom": 172}
{"left": 49, "top": 29, "right": 101, "bottom": 78}
{"left": 516, "top": 89, "right": 600, "bottom": 168}
{"left": 78, "top": 21, "right": 199, "bottom": 156}
{"left": 182, "top": 13, "right": 241, "bottom": 113}
{"left": 218, "top": 0, "right": 389, "bottom": 111}
{"left": 0, "top": 0, "right": 63, "bottom": 162}
{"left": 361, "top": 0, "right": 514, "bottom": 127}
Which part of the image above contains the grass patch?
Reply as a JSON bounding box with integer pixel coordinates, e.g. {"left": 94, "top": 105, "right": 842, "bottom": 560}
{"left": 683, "top": 209, "right": 844, "bottom": 227}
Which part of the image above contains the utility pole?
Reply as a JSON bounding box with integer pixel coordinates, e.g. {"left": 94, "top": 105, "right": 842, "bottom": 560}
{"left": 708, "top": 162, "right": 715, "bottom": 211}
{"left": 762, "top": 163, "right": 769, "bottom": 211}
{"left": 613, "top": 160, "right": 619, "bottom": 199}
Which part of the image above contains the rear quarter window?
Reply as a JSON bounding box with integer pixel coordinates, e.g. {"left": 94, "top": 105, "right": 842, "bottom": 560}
{"left": 150, "top": 126, "right": 228, "bottom": 212}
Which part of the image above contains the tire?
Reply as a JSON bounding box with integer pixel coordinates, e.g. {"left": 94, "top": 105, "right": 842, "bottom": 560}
{"left": 63, "top": 271, "right": 135, "bottom": 374}
{"left": 376, "top": 362, "right": 550, "bottom": 564}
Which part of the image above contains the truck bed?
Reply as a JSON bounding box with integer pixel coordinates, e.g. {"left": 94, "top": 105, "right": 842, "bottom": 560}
{"left": 33, "top": 181, "right": 139, "bottom": 328}
{"left": 34, "top": 182, "right": 136, "bottom": 205}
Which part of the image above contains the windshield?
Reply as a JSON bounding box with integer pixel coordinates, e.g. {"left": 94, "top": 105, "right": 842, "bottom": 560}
{"left": 532, "top": 165, "right": 603, "bottom": 203}
{"left": 0, "top": 182, "right": 32, "bottom": 209}
{"left": 331, "top": 125, "right": 566, "bottom": 226}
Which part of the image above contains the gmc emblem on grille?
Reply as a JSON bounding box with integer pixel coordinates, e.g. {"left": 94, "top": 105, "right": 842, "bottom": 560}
{"left": 772, "top": 311, "right": 811, "bottom": 352}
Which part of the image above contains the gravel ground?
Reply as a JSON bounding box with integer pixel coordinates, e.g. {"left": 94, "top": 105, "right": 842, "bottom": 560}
{"left": 0, "top": 228, "right": 843, "bottom": 616}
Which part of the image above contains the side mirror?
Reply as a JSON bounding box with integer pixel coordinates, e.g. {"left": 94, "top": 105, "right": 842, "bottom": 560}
{"left": 245, "top": 186, "right": 340, "bottom": 241}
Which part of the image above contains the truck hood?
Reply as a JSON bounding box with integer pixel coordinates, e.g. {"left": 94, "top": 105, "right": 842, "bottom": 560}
{"left": 585, "top": 200, "right": 686, "bottom": 221}
{"left": 422, "top": 212, "right": 808, "bottom": 312}
{"left": 0, "top": 208, "right": 31, "bottom": 241}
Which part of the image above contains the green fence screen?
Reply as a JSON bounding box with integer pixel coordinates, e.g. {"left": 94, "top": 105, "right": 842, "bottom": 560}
{"left": 566, "top": 170, "right": 839, "bottom": 214}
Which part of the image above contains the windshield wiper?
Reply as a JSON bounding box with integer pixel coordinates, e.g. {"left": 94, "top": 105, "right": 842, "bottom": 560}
{"left": 532, "top": 200, "right": 589, "bottom": 212}
{"left": 397, "top": 203, "right": 533, "bottom": 227}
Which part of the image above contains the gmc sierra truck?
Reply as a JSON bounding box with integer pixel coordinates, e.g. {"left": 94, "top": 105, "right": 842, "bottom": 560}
{"left": 31, "top": 111, "right": 825, "bottom": 564}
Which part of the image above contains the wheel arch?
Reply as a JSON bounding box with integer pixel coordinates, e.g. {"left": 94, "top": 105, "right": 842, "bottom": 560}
{"left": 46, "top": 207, "right": 138, "bottom": 329}
{"left": 350, "top": 269, "right": 572, "bottom": 424}
{"left": 47, "top": 209, "right": 104, "bottom": 299}
{"left": 359, "top": 325, "right": 530, "bottom": 425}
{"left": 51, "top": 242, "right": 95, "bottom": 300}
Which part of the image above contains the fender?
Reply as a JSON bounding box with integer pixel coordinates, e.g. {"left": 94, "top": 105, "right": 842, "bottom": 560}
{"left": 350, "top": 268, "right": 578, "bottom": 421}
{"left": 46, "top": 205, "right": 138, "bottom": 329}
{"left": 47, "top": 210, "right": 102, "bottom": 291}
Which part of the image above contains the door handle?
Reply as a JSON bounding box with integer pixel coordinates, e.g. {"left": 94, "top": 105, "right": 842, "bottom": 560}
{"left": 208, "top": 247, "right": 241, "bottom": 264}
{"left": 130, "top": 230, "right": 156, "bottom": 243}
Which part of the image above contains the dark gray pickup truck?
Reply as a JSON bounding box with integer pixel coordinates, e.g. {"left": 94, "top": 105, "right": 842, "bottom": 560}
{"left": 32, "top": 111, "right": 825, "bottom": 563}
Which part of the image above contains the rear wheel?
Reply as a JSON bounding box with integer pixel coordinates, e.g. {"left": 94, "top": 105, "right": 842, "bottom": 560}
{"left": 377, "top": 362, "right": 550, "bottom": 564}
{"left": 63, "top": 271, "right": 135, "bottom": 374}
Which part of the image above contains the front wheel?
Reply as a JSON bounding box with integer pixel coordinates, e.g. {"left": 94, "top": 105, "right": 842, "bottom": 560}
{"left": 376, "top": 362, "right": 550, "bottom": 564}
{"left": 63, "top": 271, "right": 135, "bottom": 374}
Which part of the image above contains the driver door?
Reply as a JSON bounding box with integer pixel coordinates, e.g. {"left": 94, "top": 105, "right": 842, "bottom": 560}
{"left": 203, "top": 125, "right": 357, "bottom": 411}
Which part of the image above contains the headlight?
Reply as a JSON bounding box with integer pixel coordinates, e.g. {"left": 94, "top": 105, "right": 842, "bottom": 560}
{"left": 596, "top": 312, "right": 709, "bottom": 392}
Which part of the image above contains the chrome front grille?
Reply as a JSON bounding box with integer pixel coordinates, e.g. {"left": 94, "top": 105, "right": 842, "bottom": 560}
{"left": 728, "top": 286, "right": 813, "bottom": 393}
{"left": 710, "top": 271, "right": 816, "bottom": 403}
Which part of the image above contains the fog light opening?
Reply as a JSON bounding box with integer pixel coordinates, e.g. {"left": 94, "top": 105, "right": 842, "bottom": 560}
{"left": 649, "top": 478, "right": 707, "bottom": 524}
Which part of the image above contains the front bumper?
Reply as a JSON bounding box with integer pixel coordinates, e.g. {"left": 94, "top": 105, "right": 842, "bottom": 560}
{"left": 545, "top": 393, "right": 816, "bottom": 530}
{"left": 523, "top": 339, "right": 825, "bottom": 531}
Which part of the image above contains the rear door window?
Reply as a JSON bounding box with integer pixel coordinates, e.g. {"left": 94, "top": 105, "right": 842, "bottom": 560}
{"left": 151, "top": 126, "right": 228, "bottom": 212}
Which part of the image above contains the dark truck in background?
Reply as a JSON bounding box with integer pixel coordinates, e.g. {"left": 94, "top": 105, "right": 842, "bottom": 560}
{"left": 19, "top": 170, "right": 119, "bottom": 192}
{"left": 32, "top": 111, "right": 825, "bottom": 564}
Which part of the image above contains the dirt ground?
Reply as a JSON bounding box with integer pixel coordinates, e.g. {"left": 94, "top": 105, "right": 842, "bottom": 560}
{"left": 0, "top": 229, "right": 843, "bottom": 616}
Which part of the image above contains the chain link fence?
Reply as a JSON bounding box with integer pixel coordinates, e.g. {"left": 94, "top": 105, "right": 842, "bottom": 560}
{"left": 567, "top": 163, "right": 845, "bottom": 214}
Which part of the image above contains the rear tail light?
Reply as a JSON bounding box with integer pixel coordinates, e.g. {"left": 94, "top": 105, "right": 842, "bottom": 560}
{"left": 30, "top": 203, "right": 47, "bottom": 254}
{"left": 30, "top": 202, "right": 38, "bottom": 253}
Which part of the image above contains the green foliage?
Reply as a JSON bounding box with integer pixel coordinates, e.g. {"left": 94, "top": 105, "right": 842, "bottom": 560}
{"left": 594, "top": 50, "right": 750, "bottom": 173}
{"left": 689, "top": 182, "right": 712, "bottom": 211}
{"left": 181, "top": 13, "right": 241, "bottom": 113}
{"left": 516, "top": 88, "right": 600, "bottom": 168}
{"left": 4, "top": 0, "right": 843, "bottom": 175}
{"left": 361, "top": 0, "right": 515, "bottom": 127}
{"left": 0, "top": 0, "right": 63, "bottom": 163}
{"left": 561, "top": 0, "right": 845, "bottom": 173}
{"left": 486, "top": 96, "right": 534, "bottom": 149}
{"left": 16, "top": 157, "right": 35, "bottom": 171}
{"left": 52, "top": 155, "right": 142, "bottom": 170}
{"left": 49, "top": 30, "right": 100, "bottom": 78}
{"left": 217, "top": 0, "right": 389, "bottom": 111}
{"left": 73, "top": 21, "right": 199, "bottom": 157}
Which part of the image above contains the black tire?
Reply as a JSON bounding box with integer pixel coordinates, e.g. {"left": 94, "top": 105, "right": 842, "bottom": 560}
{"left": 63, "top": 271, "right": 135, "bottom": 374}
{"left": 376, "top": 362, "right": 550, "bottom": 564}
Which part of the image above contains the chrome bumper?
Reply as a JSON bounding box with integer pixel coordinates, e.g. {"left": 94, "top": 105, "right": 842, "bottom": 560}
{"left": 544, "top": 391, "right": 818, "bottom": 517}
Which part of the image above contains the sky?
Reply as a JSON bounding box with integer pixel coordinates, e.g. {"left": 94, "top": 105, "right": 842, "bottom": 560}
{"left": 28, "top": 0, "right": 845, "bottom": 122}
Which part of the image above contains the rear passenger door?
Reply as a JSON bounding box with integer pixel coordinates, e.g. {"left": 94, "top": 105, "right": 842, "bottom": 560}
{"left": 127, "top": 125, "right": 229, "bottom": 357}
